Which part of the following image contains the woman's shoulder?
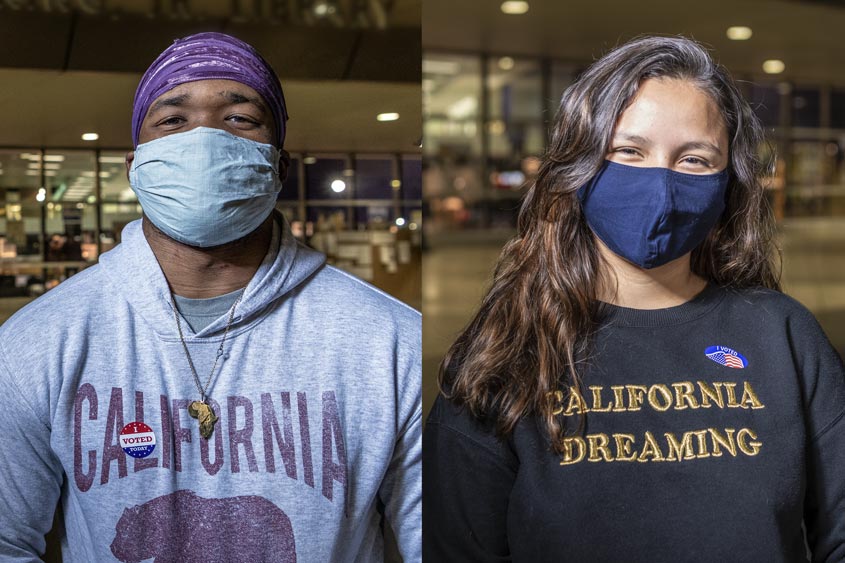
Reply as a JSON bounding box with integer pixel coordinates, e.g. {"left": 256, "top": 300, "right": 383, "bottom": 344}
{"left": 718, "top": 285, "right": 818, "bottom": 323}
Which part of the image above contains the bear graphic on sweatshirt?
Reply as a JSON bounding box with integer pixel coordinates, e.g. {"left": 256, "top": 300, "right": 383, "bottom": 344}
{"left": 110, "top": 490, "right": 296, "bottom": 563}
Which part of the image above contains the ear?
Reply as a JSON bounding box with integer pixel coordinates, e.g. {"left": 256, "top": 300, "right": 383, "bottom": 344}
{"left": 277, "top": 149, "right": 291, "bottom": 184}
{"left": 124, "top": 151, "right": 135, "bottom": 182}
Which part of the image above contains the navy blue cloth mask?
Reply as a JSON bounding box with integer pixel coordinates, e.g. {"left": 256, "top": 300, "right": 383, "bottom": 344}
{"left": 577, "top": 160, "right": 729, "bottom": 269}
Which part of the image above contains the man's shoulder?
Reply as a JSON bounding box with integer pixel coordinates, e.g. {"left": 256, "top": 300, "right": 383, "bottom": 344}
{"left": 306, "top": 264, "right": 420, "bottom": 325}
{"left": 0, "top": 263, "right": 107, "bottom": 340}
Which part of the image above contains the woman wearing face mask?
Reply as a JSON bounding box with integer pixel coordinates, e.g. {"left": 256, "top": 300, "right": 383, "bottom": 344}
{"left": 423, "top": 36, "right": 845, "bottom": 562}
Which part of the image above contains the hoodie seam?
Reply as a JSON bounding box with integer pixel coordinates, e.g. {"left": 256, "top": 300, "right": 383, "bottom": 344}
{"left": 328, "top": 266, "right": 421, "bottom": 316}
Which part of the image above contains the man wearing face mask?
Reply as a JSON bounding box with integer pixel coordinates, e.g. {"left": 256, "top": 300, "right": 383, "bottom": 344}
{"left": 0, "top": 33, "right": 421, "bottom": 563}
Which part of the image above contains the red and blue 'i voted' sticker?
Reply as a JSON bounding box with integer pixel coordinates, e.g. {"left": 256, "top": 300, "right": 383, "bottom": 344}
{"left": 704, "top": 345, "right": 748, "bottom": 369}
{"left": 119, "top": 421, "right": 157, "bottom": 458}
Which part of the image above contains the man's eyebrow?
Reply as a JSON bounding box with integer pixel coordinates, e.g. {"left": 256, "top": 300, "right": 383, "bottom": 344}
{"left": 222, "top": 91, "right": 267, "bottom": 114}
{"left": 147, "top": 93, "right": 191, "bottom": 115}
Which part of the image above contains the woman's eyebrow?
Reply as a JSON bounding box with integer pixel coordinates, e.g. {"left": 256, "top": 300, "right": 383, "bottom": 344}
{"left": 677, "top": 141, "right": 723, "bottom": 157}
{"left": 612, "top": 132, "right": 651, "bottom": 146}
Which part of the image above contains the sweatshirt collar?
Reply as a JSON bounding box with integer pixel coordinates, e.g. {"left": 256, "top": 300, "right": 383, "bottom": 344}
{"left": 99, "top": 211, "right": 326, "bottom": 340}
{"left": 598, "top": 283, "right": 725, "bottom": 328}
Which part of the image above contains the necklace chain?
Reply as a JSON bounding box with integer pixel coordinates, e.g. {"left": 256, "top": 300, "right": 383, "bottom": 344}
{"left": 170, "top": 289, "right": 245, "bottom": 403}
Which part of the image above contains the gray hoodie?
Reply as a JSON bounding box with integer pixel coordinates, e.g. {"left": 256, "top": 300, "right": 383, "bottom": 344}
{"left": 0, "top": 213, "right": 421, "bottom": 562}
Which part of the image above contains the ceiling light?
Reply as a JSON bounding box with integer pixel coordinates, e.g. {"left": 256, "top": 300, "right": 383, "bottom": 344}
{"left": 81, "top": 133, "right": 99, "bottom": 141}
{"left": 762, "top": 59, "right": 785, "bottom": 74}
{"left": 303, "top": 156, "right": 317, "bottom": 165}
{"left": 98, "top": 156, "right": 127, "bottom": 164}
{"left": 500, "top": 1, "right": 529, "bottom": 15}
{"left": 498, "top": 56, "right": 515, "bottom": 71}
{"left": 36, "top": 191, "right": 46, "bottom": 202}
{"left": 726, "top": 26, "right": 752, "bottom": 40}
{"left": 43, "top": 163, "right": 61, "bottom": 170}
{"left": 330, "top": 179, "right": 346, "bottom": 193}
{"left": 390, "top": 179, "right": 401, "bottom": 189}
{"left": 422, "top": 59, "right": 461, "bottom": 75}
{"left": 395, "top": 217, "right": 406, "bottom": 227}
{"left": 43, "top": 155, "right": 65, "bottom": 162}
{"left": 377, "top": 112, "right": 400, "bottom": 122}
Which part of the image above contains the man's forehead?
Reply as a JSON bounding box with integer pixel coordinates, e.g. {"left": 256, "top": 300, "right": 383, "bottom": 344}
{"left": 146, "top": 80, "right": 269, "bottom": 114}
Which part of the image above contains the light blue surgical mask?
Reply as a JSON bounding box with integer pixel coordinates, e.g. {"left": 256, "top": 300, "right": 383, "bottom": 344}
{"left": 129, "top": 127, "right": 283, "bottom": 247}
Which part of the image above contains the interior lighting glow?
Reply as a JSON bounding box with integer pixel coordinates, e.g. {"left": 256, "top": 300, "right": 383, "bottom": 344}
{"left": 98, "top": 156, "right": 127, "bottom": 164}
{"left": 395, "top": 217, "right": 406, "bottom": 227}
{"left": 498, "top": 56, "right": 515, "bottom": 71}
{"left": 377, "top": 112, "right": 400, "bottom": 122}
{"left": 500, "top": 1, "right": 529, "bottom": 15}
{"left": 81, "top": 133, "right": 99, "bottom": 141}
{"left": 303, "top": 156, "right": 317, "bottom": 164}
{"left": 43, "top": 155, "right": 65, "bottom": 162}
{"left": 726, "top": 26, "right": 752, "bottom": 40}
{"left": 762, "top": 59, "right": 785, "bottom": 74}
{"left": 390, "top": 179, "right": 401, "bottom": 189}
{"left": 422, "top": 60, "right": 461, "bottom": 75}
{"left": 331, "top": 179, "right": 346, "bottom": 193}
{"left": 36, "top": 191, "right": 46, "bottom": 202}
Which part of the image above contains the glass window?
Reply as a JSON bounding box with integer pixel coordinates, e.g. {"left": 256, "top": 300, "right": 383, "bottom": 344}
{"left": 278, "top": 155, "right": 300, "bottom": 201}
{"left": 99, "top": 150, "right": 141, "bottom": 248}
{"left": 792, "top": 87, "right": 821, "bottom": 128}
{"left": 0, "top": 149, "right": 43, "bottom": 260}
{"left": 831, "top": 89, "right": 845, "bottom": 129}
{"left": 42, "top": 151, "right": 98, "bottom": 262}
{"left": 550, "top": 61, "right": 577, "bottom": 126}
{"left": 423, "top": 54, "right": 483, "bottom": 160}
{"left": 305, "top": 156, "right": 347, "bottom": 200}
{"left": 748, "top": 83, "right": 781, "bottom": 129}
{"left": 487, "top": 57, "right": 544, "bottom": 162}
{"left": 355, "top": 156, "right": 394, "bottom": 200}
{"left": 99, "top": 151, "right": 135, "bottom": 202}
{"left": 401, "top": 156, "right": 422, "bottom": 201}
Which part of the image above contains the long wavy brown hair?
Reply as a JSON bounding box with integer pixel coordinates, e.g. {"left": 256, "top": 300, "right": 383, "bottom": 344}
{"left": 439, "top": 35, "right": 781, "bottom": 453}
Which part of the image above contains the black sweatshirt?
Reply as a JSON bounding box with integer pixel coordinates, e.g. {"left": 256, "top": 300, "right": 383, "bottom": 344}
{"left": 423, "top": 285, "right": 845, "bottom": 562}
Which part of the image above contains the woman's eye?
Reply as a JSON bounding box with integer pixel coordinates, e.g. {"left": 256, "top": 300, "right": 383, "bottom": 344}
{"left": 681, "top": 156, "right": 709, "bottom": 166}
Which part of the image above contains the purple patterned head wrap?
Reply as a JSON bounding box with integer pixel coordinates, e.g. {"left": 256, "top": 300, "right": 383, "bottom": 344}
{"left": 131, "top": 32, "right": 288, "bottom": 148}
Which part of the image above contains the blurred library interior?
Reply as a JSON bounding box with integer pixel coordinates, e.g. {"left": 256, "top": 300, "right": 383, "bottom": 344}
{"left": 422, "top": 0, "right": 845, "bottom": 413}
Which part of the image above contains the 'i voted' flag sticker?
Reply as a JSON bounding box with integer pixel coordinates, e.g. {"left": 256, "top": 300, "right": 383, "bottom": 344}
{"left": 119, "top": 421, "right": 157, "bottom": 459}
{"left": 704, "top": 345, "right": 748, "bottom": 369}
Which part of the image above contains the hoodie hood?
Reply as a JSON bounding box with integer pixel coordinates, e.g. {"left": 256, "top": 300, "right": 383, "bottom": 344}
{"left": 99, "top": 211, "right": 325, "bottom": 340}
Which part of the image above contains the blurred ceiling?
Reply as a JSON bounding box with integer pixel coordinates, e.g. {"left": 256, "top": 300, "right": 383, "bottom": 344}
{"left": 0, "top": 0, "right": 421, "bottom": 152}
{"left": 423, "top": 0, "right": 844, "bottom": 87}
